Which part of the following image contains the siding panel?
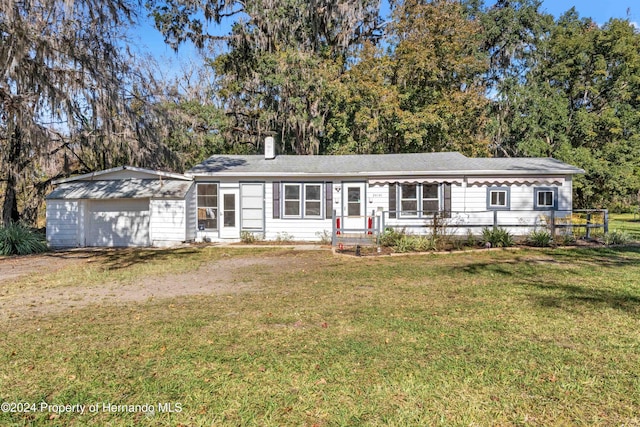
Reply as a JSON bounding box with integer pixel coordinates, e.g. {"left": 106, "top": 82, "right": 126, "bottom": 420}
{"left": 46, "top": 200, "right": 80, "bottom": 248}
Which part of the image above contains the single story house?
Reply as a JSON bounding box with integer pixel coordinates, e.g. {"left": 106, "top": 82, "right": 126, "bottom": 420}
{"left": 46, "top": 146, "right": 584, "bottom": 247}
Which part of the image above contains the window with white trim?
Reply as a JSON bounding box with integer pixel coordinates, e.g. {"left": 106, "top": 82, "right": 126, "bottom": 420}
{"left": 486, "top": 187, "right": 510, "bottom": 211}
{"left": 534, "top": 187, "right": 558, "bottom": 210}
{"left": 304, "top": 184, "right": 322, "bottom": 217}
{"left": 283, "top": 184, "right": 301, "bottom": 217}
{"left": 400, "top": 184, "right": 418, "bottom": 217}
{"left": 282, "top": 183, "right": 325, "bottom": 218}
{"left": 422, "top": 184, "right": 439, "bottom": 215}
{"left": 197, "top": 183, "right": 218, "bottom": 230}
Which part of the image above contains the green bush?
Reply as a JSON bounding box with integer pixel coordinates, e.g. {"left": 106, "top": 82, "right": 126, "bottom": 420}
{"left": 379, "top": 228, "right": 405, "bottom": 247}
{"left": 0, "top": 223, "right": 48, "bottom": 255}
{"left": 605, "top": 230, "right": 631, "bottom": 245}
{"left": 481, "top": 227, "right": 514, "bottom": 248}
{"left": 527, "top": 230, "right": 553, "bottom": 247}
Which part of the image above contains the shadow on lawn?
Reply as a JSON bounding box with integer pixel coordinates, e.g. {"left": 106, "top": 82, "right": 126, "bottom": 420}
{"left": 525, "top": 279, "right": 640, "bottom": 314}
{"left": 95, "top": 247, "right": 201, "bottom": 270}
{"left": 461, "top": 246, "right": 640, "bottom": 314}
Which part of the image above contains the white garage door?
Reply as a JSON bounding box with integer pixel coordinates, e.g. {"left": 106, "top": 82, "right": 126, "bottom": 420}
{"left": 87, "top": 199, "right": 150, "bottom": 247}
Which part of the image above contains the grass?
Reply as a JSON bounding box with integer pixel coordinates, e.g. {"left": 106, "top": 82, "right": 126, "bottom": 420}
{"left": 609, "top": 213, "right": 640, "bottom": 241}
{"left": 2, "top": 247, "right": 640, "bottom": 425}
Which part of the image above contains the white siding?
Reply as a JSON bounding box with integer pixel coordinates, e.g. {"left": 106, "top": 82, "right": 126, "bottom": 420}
{"left": 264, "top": 180, "right": 333, "bottom": 241}
{"left": 187, "top": 175, "right": 575, "bottom": 242}
{"left": 150, "top": 199, "right": 187, "bottom": 246}
{"left": 46, "top": 200, "right": 80, "bottom": 248}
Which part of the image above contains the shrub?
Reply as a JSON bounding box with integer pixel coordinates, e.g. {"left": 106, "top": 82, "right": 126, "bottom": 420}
{"left": 315, "top": 230, "right": 331, "bottom": 245}
{"left": 275, "top": 232, "right": 294, "bottom": 243}
{"left": 0, "top": 223, "right": 48, "bottom": 256}
{"left": 560, "top": 233, "right": 576, "bottom": 246}
{"left": 527, "top": 230, "right": 553, "bottom": 247}
{"left": 481, "top": 227, "right": 514, "bottom": 248}
{"left": 379, "top": 228, "right": 405, "bottom": 247}
{"left": 394, "top": 235, "right": 416, "bottom": 253}
{"left": 605, "top": 230, "right": 631, "bottom": 245}
{"left": 240, "top": 231, "right": 259, "bottom": 244}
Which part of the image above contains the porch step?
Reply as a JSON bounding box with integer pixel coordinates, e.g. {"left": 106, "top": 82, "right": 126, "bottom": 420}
{"left": 334, "top": 232, "right": 377, "bottom": 247}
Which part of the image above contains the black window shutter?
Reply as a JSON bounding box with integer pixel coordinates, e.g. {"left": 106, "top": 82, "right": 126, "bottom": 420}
{"left": 272, "top": 182, "right": 280, "bottom": 218}
{"left": 389, "top": 183, "right": 397, "bottom": 219}
{"left": 325, "top": 182, "right": 333, "bottom": 219}
{"left": 443, "top": 183, "right": 451, "bottom": 218}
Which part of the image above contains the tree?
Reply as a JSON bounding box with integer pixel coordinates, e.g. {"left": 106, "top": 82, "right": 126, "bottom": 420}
{"left": 150, "top": 0, "right": 383, "bottom": 154}
{"left": 0, "top": 0, "right": 176, "bottom": 225}
{"left": 386, "top": 0, "right": 490, "bottom": 154}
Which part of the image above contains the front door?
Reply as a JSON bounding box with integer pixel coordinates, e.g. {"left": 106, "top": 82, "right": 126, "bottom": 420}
{"left": 219, "top": 188, "right": 240, "bottom": 239}
{"left": 342, "top": 182, "right": 367, "bottom": 231}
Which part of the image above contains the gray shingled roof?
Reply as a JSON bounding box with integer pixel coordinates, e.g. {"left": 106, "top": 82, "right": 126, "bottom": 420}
{"left": 187, "top": 152, "right": 584, "bottom": 177}
{"left": 47, "top": 179, "right": 193, "bottom": 200}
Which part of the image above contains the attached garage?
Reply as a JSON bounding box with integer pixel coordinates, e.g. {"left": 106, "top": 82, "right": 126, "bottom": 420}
{"left": 86, "top": 199, "right": 150, "bottom": 247}
{"left": 46, "top": 167, "right": 194, "bottom": 248}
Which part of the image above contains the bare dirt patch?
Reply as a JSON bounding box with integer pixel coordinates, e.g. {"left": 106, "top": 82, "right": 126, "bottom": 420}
{"left": 0, "top": 250, "right": 311, "bottom": 320}
{"left": 0, "top": 251, "right": 92, "bottom": 282}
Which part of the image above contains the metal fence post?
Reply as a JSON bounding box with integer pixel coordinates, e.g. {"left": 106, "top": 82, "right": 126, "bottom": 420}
{"left": 604, "top": 209, "right": 609, "bottom": 234}
{"left": 550, "top": 210, "right": 556, "bottom": 238}
{"left": 586, "top": 212, "right": 592, "bottom": 240}
{"left": 332, "top": 209, "right": 337, "bottom": 246}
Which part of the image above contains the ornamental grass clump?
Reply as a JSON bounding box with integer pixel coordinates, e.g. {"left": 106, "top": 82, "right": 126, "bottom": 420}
{"left": 0, "top": 223, "right": 48, "bottom": 256}
{"left": 481, "top": 227, "right": 514, "bottom": 248}
{"left": 527, "top": 229, "right": 553, "bottom": 247}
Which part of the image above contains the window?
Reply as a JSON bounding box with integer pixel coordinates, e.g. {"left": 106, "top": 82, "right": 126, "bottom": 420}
{"left": 398, "top": 183, "right": 440, "bottom": 217}
{"left": 304, "top": 184, "right": 322, "bottom": 217}
{"left": 282, "top": 183, "right": 324, "bottom": 218}
{"left": 347, "top": 186, "right": 361, "bottom": 216}
{"left": 283, "top": 184, "right": 301, "bottom": 217}
{"left": 422, "top": 184, "right": 439, "bottom": 215}
{"left": 534, "top": 187, "right": 558, "bottom": 210}
{"left": 197, "top": 183, "right": 218, "bottom": 230}
{"left": 400, "top": 184, "right": 418, "bottom": 217}
{"left": 486, "top": 187, "right": 510, "bottom": 211}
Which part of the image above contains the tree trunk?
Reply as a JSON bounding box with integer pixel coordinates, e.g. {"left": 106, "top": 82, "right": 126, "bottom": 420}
{"left": 2, "top": 127, "right": 22, "bottom": 226}
{"left": 2, "top": 181, "right": 19, "bottom": 226}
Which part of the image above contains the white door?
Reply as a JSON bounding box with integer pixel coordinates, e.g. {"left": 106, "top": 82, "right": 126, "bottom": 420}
{"left": 342, "top": 182, "right": 367, "bottom": 231}
{"left": 219, "top": 188, "right": 240, "bottom": 239}
{"left": 87, "top": 199, "right": 150, "bottom": 247}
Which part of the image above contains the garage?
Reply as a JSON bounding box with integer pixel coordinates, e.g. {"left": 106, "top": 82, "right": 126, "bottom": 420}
{"left": 46, "top": 166, "right": 194, "bottom": 248}
{"left": 86, "top": 199, "right": 150, "bottom": 247}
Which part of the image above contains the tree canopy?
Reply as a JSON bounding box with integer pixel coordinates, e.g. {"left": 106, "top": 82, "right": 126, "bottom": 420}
{"left": 2, "top": 0, "right": 640, "bottom": 225}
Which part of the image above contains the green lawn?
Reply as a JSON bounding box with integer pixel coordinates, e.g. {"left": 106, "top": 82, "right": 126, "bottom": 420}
{"left": 1, "top": 247, "right": 640, "bottom": 426}
{"left": 609, "top": 212, "right": 640, "bottom": 241}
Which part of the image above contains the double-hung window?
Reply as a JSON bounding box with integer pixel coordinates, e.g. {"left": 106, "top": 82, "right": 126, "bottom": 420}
{"left": 283, "top": 184, "right": 301, "bottom": 217}
{"left": 398, "top": 183, "right": 440, "bottom": 217}
{"left": 400, "top": 184, "right": 419, "bottom": 217}
{"left": 197, "top": 183, "right": 218, "bottom": 230}
{"left": 534, "top": 187, "right": 558, "bottom": 210}
{"left": 487, "top": 187, "right": 510, "bottom": 211}
{"left": 422, "top": 184, "right": 439, "bottom": 216}
{"left": 304, "top": 184, "right": 322, "bottom": 217}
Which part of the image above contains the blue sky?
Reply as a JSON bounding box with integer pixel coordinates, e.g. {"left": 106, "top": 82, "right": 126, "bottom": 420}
{"left": 134, "top": 1, "right": 638, "bottom": 78}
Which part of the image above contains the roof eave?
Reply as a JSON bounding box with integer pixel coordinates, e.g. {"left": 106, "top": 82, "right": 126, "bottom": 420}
{"left": 53, "top": 166, "right": 192, "bottom": 184}
{"left": 187, "top": 169, "right": 584, "bottom": 178}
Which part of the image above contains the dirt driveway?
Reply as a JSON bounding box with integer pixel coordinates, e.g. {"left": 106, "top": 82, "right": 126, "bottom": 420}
{"left": 0, "top": 247, "right": 323, "bottom": 321}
